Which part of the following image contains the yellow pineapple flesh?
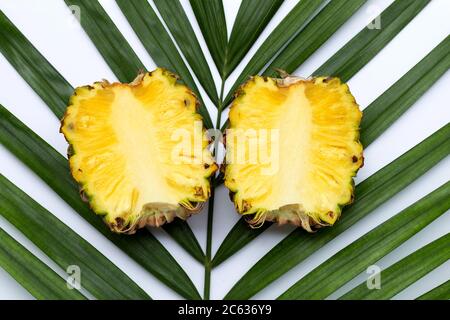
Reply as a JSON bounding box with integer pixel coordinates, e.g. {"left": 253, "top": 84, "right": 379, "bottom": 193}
{"left": 225, "top": 75, "right": 363, "bottom": 231}
{"left": 61, "top": 68, "right": 217, "bottom": 234}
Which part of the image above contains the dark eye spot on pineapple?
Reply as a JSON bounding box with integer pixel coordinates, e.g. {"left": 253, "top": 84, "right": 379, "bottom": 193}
{"left": 115, "top": 217, "right": 125, "bottom": 228}
{"left": 184, "top": 99, "right": 191, "bottom": 107}
{"left": 67, "top": 145, "right": 74, "bottom": 157}
{"left": 68, "top": 123, "right": 75, "bottom": 130}
{"left": 327, "top": 211, "right": 335, "bottom": 219}
{"left": 242, "top": 200, "right": 251, "bottom": 212}
{"left": 194, "top": 187, "right": 204, "bottom": 197}
{"left": 352, "top": 155, "right": 358, "bottom": 163}
{"left": 204, "top": 163, "right": 210, "bottom": 169}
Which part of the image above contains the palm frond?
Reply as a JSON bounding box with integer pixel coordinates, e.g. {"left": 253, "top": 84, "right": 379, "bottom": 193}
{"left": 0, "top": 227, "right": 86, "bottom": 300}
{"left": 225, "top": 124, "right": 450, "bottom": 299}
{"left": 0, "top": 105, "right": 201, "bottom": 300}
{"left": 222, "top": 0, "right": 328, "bottom": 106}
{"left": 221, "top": 0, "right": 429, "bottom": 129}
{"left": 212, "top": 218, "right": 271, "bottom": 267}
{"left": 0, "top": 11, "right": 72, "bottom": 118}
{"left": 361, "top": 35, "right": 449, "bottom": 146}
{"left": 152, "top": 0, "right": 219, "bottom": 104}
{"left": 417, "top": 280, "right": 450, "bottom": 300}
{"left": 0, "top": 9, "right": 205, "bottom": 264}
{"left": 64, "top": 0, "right": 144, "bottom": 82}
{"left": 224, "top": 0, "right": 284, "bottom": 78}
{"left": 264, "top": 0, "right": 368, "bottom": 77}
{"left": 341, "top": 233, "right": 450, "bottom": 300}
{"left": 314, "top": 0, "right": 431, "bottom": 80}
{"left": 189, "top": 0, "right": 227, "bottom": 76}
{"left": 214, "top": 32, "right": 446, "bottom": 267}
{"left": 113, "top": 0, "right": 212, "bottom": 127}
{"left": 278, "top": 181, "right": 450, "bottom": 299}
{"left": 0, "top": 0, "right": 447, "bottom": 300}
{"left": 0, "top": 174, "right": 150, "bottom": 299}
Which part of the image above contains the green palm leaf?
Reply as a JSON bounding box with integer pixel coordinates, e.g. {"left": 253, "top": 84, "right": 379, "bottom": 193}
{"left": 64, "top": 0, "right": 144, "bottom": 83}
{"left": 0, "top": 105, "right": 200, "bottom": 300}
{"left": 225, "top": 124, "right": 450, "bottom": 299}
{"left": 264, "top": 0, "right": 368, "bottom": 77}
{"left": 212, "top": 218, "right": 271, "bottom": 267}
{"left": 417, "top": 280, "right": 450, "bottom": 300}
{"left": 0, "top": 174, "right": 150, "bottom": 299}
{"left": 0, "top": 9, "right": 205, "bottom": 263}
{"left": 314, "top": 0, "right": 431, "bottom": 80}
{"left": 223, "top": 0, "right": 327, "bottom": 106}
{"left": 361, "top": 35, "right": 449, "bottom": 146}
{"left": 0, "top": 11, "right": 72, "bottom": 118}
{"left": 0, "top": 0, "right": 447, "bottom": 300}
{"left": 214, "top": 21, "right": 445, "bottom": 266}
{"left": 113, "top": 0, "right": 212, "bottom": 127}
{"left": 163, "top": 219, "right": 205, "bottom": 264}
{"left": 66, "top": 0, "right": 212, "bottom": 128}
{"left": 222, "top": 0, "right": 429, "bottom": 127}
{"left": 279, "top": 181, "right": 450, "bottom": 299}
{"left": 341, "top": 234, "right": 450, "bottom": 300}
{"left": 0, "top": 227, "right": 86, "bottom": 300}
{"left": 189, "top": 0, "right": 227, "bottom": 76}
{"left": 224, "top": 0, "right": 285, "bottom": 78}
{"left": 152, "top": 0, "right": 218, "bottom": 105}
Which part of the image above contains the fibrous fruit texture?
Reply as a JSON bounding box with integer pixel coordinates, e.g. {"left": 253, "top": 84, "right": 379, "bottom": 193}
{"left": 225, "top": 75, "right": 363, "bottom": 231}
{"left": 61, "top": 68, "right": 217, "bottom": 234}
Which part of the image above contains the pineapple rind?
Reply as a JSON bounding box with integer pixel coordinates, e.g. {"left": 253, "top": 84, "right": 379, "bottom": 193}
{"left": 225, "top": 75, "right": 363, "bottom": 231}
{"left": 61, "top": 68, "right": 217, "bottom": 234}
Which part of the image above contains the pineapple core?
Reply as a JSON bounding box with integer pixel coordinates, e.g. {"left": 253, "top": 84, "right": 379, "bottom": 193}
{"left": 61, "top": 68, "right": 217, "bottom": 233}
{"left": 225, "top": 76, "right": 363, "bottom": 231}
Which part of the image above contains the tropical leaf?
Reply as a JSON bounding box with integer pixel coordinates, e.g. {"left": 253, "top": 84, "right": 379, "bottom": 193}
{"left": 278, "top": 181, "right": 450, "bottom": 299}
{"left": 212, "top": 218, "right": 270, "bottom": 267}
{"left": 225, "top": 124, "right": 450, "bottom": 299}
{"left": 214, "top": 20, "right": 445, "bottom": 266}
{"left": 163, "top": 219, "right": 205, "bottom": 263}
{"left": 0, "top": 0, "right": 447, "bottom": 301}
{"left": 0, "top": 11, "right": 72, "bottom": 118}
{"left": 361, "top": 35, "right": 449, "bottom": 146}
{"left": 314, "top": 0, "right": 431, "bottom": 80}
{"left": 222, "top": 0, "right": 328, "bottom": 106}
{"left": 224, "top": 0, "right": 285, "bottom": 78}
{"left": 152, "top": 0, "right": 218, "bottom": 105}
{"left": 0, "top": 105, "right": 200, "bottom": 300}
{"left": 264, "top": 0, "right": 368, "bottom": 77}
{"left": 221, "top": 0, "right": 366, "bottom": 127}
{"left": 417, "top": 280, "right": 450, "bottom": 300}
{"left": 0, "top": 174, "right": 150, "bottom": 300}
{"left": 0, "top": 10, "right": 205, "bottom": 263}
{"left": 114, "top": 0, "right": 212, "bottom": 127}
{"left": 64, "top": 0, "right": 144, "bottom": 83}
{"left": 222, "top": 0, "right": 430, "bottom": 125}
{"left": 0, "top": 227, "right": 86, "bottom": 300}
{"left": 189, "top": 0, "right": 227, "bottom": 76}
{"left": 341, "top": 233, "right": 450, "bottom": 300}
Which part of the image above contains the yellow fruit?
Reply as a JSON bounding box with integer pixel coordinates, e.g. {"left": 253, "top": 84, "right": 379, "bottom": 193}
{"left": 224, "top": 75, "right": 363, "bottom": 231}
{"left": 61, "top": 68, "right": 217, "bottom": 234}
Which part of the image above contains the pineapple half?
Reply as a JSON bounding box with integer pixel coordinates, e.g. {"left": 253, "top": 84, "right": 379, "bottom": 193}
{"left": 225, "top": 75, "right": 363, "bottom": 231}
{"left": 61, "top": 68, "right": 217, "bottom": 234}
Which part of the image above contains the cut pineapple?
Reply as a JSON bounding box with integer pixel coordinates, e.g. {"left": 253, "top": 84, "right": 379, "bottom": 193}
{"left": 61, "top": 68, "right": 217, "bottom": 234}
{"left": 225, "top": 75, "right": 363, "bottom": 231}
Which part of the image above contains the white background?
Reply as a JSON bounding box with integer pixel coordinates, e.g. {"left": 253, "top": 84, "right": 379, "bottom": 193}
{"left": 0, "top": 0, "right": 449, "bottom": 300}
